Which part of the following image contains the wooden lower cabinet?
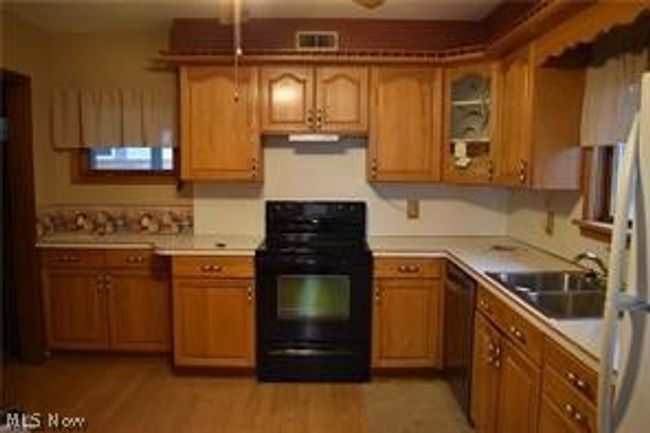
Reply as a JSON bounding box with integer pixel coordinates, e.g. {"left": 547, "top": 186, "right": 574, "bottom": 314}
{"left": 172, "top": 278, "right": 255, "bottom": 368}
{"left": 538, "top": 394, "right": 584, "bottom": 433}
{"left": 42, "top": 269, "right": 109, "bottom": 350}
{"left": 372, "top": 277, "right": 441, "bottom": 368}
{"left": 106, "top": 270, "right": 170, "bottom": 352}
{"left": 41, "top": 249, "right": 170, "bottom": 353}
{"left": 472, "top": 312, "right": 541, "bottom": 433}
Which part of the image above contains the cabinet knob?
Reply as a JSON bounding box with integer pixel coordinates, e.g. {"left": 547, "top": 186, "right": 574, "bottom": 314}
{"left": 374, "top": 286, "right": 381, "bottom": 303}
{"left": 487, "top": 160, "right": 494, "bottom": 181}
{"left": 247, "top": 286, "right": 253, "bottom": 302}
{"left": 370, "top": 158, "right": 379, "bottom": 179}
{"left": 125, "top": 256, "right": 144, "bottom": 264}
{"left": 518, "top": 159, "right": 528, "bottom": 184}
{"left": 565, "top": 371, "right": 588, "bottom": 393}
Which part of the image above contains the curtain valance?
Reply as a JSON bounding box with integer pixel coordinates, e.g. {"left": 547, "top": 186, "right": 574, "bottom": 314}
{"left": 52, "top": 87, "right": 176, "bottom": 149}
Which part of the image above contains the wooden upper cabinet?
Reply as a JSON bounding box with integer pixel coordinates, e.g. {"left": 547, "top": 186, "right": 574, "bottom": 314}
{"left": 42, "top": 269, "right": 109, "bottom": 350}
{"left": 315, "top": 67, "right": 368, "bottom": 133}
{"left": 443, "top": 63, "right": 498, "bottom": 185}
{"left": 368, "top": 67, "right": 442, "bottom": 182}
{"left": 260, "top": 66, "right": 369, "bottom": 134}
{"left": 495, "top": 44, "right": 583, "bottom": 189}
{"left": 180, "top": 66, "right": 260, "bottom": 181}
{"left": 260, "top": 66, "right": 314, "bottom": 133}
{"left": 495, "top": 47, "right": 532, "bottom": 187}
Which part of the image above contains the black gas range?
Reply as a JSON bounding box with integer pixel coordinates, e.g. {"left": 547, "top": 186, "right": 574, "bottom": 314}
{"left": 255, "top": 201, "right": 372, "bottom": 382}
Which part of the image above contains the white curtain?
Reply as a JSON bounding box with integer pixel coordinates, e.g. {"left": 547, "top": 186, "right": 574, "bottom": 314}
{"left": 581, "top": 49, "right": 649, "bottom": 147}
{"left": 52, "top": 87, "right": 176, "bottom": 149}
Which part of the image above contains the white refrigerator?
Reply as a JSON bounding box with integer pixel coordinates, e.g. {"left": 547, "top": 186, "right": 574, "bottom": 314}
{"left": 599, "top": 72, "right": 650, "bottom": 433}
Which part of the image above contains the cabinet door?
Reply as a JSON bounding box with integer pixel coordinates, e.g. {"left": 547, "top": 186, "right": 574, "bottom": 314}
{"left": 106, "top": 271, "right": 170, "bottom": 352}
{"left": 315, "top": 67, "right": 368, "bottom": 133}
{"left": 373, "top": 279, "right": 441, "bottom": 368}
{"left": 42, "top": 269, "right": 109, "bottom": 350}
{"left": 173, "top": 279, "right": 254, "bottom": 367}
{"left": 369, "top": 67, "right": 443, "bottom": 182}
{"left": 180, "top": 66, "right": 260, "bottom": 181}
{"left": 260, "top": 66, "right": 314, "bottom": 132}
{"left": 443, "top": 64, "right": 497, "bottom": 185}
{"left": 471, "top": 313, "right": 500, "bottom": 433}
{"left": 495, "top": 47, "right": 532, "bottom": 187}
{"left": 495, "top": 339, "right": 542, "bottom": 433}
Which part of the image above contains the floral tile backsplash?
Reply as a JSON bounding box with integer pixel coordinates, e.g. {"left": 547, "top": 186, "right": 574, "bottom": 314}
{"left": 36, "top": 206, "right": 193, "bottom": 237}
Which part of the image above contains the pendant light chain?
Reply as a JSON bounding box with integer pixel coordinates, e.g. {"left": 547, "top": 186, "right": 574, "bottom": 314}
{"left": 233, "top": 0, "right": 243, "bottom": 102}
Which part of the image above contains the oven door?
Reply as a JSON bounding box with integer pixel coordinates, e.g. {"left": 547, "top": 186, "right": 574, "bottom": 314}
{"left": 256, "top": 254, "right": 371, "bottom": 345}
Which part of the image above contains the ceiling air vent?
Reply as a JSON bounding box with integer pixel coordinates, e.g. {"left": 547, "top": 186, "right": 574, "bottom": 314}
{"left": 295, "top": 31, "right": 339, "bottom": 51}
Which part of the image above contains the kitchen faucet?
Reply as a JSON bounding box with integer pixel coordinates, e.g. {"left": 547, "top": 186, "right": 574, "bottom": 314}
{"left": 573, "top": 251, "right": 608, "bottom": 277}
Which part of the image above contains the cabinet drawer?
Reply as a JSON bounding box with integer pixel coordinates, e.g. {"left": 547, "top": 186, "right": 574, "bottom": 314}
{"left": 543, "top": 364, "right": 597, "bottom": 433}
{"left": 172, "top": 256, "right": 254, "bottom": 279}
{"left": 41, "top": 249, "right": 104, "bottom": 269}
{"left": 374, "top": 258, "right": 441, "bottom": 279}
{"left": 544, "top": 337, "right": 598, "bottom": 406}
{"left": 477, "top": 286, "right": 543, "bottom": 364}
{"left": 104, "top": 250, "right": 156, "bottom": 270}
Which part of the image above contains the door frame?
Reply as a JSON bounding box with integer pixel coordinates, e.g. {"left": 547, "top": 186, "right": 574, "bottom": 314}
{"left": 1, "top": 69, "right": 46, "bottom": 362}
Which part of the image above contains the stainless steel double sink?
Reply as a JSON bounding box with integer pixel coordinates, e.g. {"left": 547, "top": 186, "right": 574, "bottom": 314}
{"left": 486, "top": 271, "right": 606, "bottom": 319}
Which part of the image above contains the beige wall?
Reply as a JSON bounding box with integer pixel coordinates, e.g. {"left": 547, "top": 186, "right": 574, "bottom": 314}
{"left": 2, "top": 11, "right": 190, "bottom": 208}
{"left": 507, "top": 190, "right": 611, "bottom": 262}
{"left": 195, "top": 138, "right": 510, "bottom": 236}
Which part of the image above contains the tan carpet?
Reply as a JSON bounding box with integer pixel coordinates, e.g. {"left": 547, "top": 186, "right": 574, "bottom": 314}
{"left": 365, "top": 377, "right": 474, "bottom": 433}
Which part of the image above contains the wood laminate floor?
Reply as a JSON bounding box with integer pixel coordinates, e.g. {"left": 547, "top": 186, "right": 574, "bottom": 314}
{"left": 4, "top": 356, "right": 473, "bottom": 433}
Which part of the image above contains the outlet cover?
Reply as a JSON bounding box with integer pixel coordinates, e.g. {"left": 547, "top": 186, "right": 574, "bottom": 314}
{"left": 407, "top": 199, "right": 420, "bottom": 219}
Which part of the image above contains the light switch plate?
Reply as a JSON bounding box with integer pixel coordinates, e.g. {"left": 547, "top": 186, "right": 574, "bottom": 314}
{"left": 407, "top": 199, "right": 420, "bottom": 219}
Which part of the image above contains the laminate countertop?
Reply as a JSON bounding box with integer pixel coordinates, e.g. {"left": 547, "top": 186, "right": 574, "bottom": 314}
{"left": 36, "top": 233, "right": 603, "bottom": 368}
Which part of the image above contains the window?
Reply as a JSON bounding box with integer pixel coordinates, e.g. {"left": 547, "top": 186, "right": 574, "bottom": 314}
{"left": 577, "top": 145, "right": 633, "bottom": 242}
{"left": 72, "top": 147, "right": 177, "bottom": 184}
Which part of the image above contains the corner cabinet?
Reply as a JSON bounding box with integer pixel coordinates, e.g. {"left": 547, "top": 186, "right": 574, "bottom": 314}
{"left": 180, "top": 66, "right": 261, "bottom": 181}
{"left": 494, "top": 45, "right": 584, "bottom": 189}
{"left": 368, "top": 67, "right": 443, "bottom": 182}
{"left": 443, "top": 63, "right": 498, "bottom": 184}
{"left": 260, "top": 66, "right": 368, "bottom": 134}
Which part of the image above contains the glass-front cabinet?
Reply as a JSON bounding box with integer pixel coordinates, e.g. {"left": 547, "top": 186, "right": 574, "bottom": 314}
{"left": 443, "top": 64, "right": 497, "bottom": 184}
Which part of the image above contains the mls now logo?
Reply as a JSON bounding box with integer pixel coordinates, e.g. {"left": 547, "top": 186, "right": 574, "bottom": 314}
{"left": 4, "top": 411, "right": 87, "bottom": 431}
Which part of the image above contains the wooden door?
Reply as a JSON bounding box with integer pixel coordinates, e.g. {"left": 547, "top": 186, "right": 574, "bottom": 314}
{"left": 495, "top": 47, "right": 532, "bottom": 187}
{"left": 260, "top": 66, "right": 314, "bottom": 132}
{"left": 173, "top": 279, "right": 254, "bottom": 367}
{"left": 369, "top": 67, "right": 442, "bottom": 182}
{"left": 495, "top": 339, "right": 542, "bottom": 433}
{"left": 373, "top": 279, "right": 440, "bottom": 367}
{"left": 442, "top": 63, "right": 498, "bottom": 185}
{"left": 180, "top": 66, "right": 260, "bottom": 181}
{"left": 471, "top": 313, "right": 500, "bottom": 433}
{"left": 106, "top": 270, "right": 170, "bottom": 352}
{"left": 315, "top": 67, "right": 368, "bottom": 133}
{"left": 41, "top": 269, "right": 109, "bottom": 350}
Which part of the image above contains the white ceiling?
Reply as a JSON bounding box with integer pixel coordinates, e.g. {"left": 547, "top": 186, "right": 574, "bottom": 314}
{"left": 3, "top": 0, "right": 503, "bottom": 34}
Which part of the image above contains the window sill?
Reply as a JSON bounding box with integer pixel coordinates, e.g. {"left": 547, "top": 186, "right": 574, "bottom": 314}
{"left": 573, "top": 219, "right": 630, "bottom": 245}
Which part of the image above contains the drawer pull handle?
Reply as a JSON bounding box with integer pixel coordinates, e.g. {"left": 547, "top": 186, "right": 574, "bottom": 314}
{"left": 397, "top": 265, "right": 420, "bottom": 273}
{"left": 59, "top": 255, "right": 80, "bottom": 263}
{"left": 565, "top": 371, "right": 588, "bottom": 392}
{"left": 200, "top": 265, "right": 223, "bottom": 273}
{"left": 125, "top": 256, "right": 145, "bottom": 263}
{"left": 509, "top": 325, "right": 526, "bottom": 343}
{"left": 563, "top": 403, "right": 587, "bottom": 426}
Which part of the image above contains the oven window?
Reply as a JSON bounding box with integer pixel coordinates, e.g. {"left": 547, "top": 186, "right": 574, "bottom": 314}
{"left": 277, "top": 275, "right": 350, "bottom": 321}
